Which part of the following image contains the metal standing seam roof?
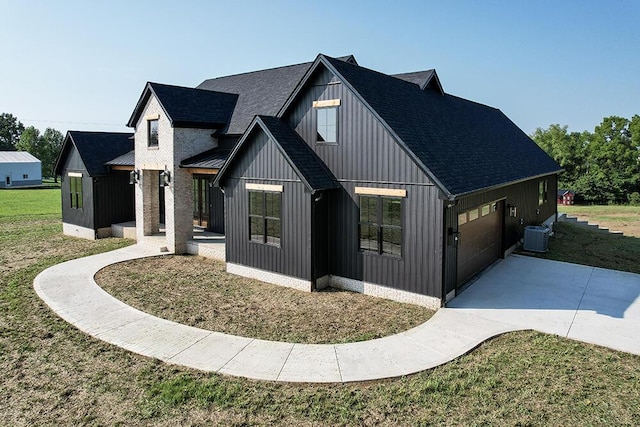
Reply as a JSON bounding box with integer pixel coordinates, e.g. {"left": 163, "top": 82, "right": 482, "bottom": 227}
{"left": 0, "top": 151, "right": 41, "bottom": 163}
{"left": 54, "top": 131, "right": 134, "bottom": 177}
{"left": 105, "top": 150, "right": 135, "bottom": 167}
{"left": 180, "top": 148, "right": 232, "bottom": 169}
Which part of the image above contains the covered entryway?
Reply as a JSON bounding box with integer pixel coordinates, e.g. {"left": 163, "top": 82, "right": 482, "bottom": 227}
{"left": 457, "top": 201, "right": 503, "bottom": 287}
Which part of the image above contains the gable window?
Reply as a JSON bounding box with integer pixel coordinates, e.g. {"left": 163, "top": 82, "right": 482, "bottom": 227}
{"left": 359, "top": 195, "right": 403, "bottom": 256}
{"left": 69, "top": 175, "right": 83, "bottom": 209}
{"left": 248, "top": 190, "right": 281, "bottom": 246}
{"left": 538, "top": 180, "right": 548, "bottom": 205}
{"left": 313, "top": 99, "right": 340, "bottom": 144}
{"left": 23, "top": 174, "right": 29, "bottom": 179}
{"left": 148, "top": 119, "right": 159, "bottom": 147}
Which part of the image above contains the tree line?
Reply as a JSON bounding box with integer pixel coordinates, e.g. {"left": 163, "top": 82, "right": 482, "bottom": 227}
{"left": 0, "top": 113, "right": 64, "bottom": 180}
{"left": 531, "top": 115, "right": 640, "bottom": 205}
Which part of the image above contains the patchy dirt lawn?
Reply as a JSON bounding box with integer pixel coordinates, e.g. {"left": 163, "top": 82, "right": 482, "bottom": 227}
{"left": 95, "top": 255, "right": 434, "bottom": 344}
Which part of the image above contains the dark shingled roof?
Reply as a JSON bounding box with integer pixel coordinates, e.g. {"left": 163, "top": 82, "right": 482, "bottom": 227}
{"left": 196, "top": 56, "right": 357, "bottom": 135}
{"left": 55, "top": 131, "right": 134, "bottom": 176}
{"left": 127, "top": 82, "right": 238, "bottom": 129}
{"left": 180, "top": 148, "right": 231, "bottom": 169}
{"left": 196, "top": 62, "right": 312, "bottom": 135}
{"left": 215, "top": 116, "right": 339, "bottom": 192}
{"left": 105, "top": 149, "right": 135, "bottom": 167}
{"left": 321, "top": 56, "right": 561, "bottom": 197}
{"left": 392, "top": 70, "right": 435, "bottom": 88}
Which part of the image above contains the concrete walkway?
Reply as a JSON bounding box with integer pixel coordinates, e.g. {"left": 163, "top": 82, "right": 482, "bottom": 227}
{"left": 34, "top": 246, "right": 640, "bottom": 383}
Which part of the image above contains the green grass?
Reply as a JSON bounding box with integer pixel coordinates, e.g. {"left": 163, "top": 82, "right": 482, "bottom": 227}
{"left": 1, "top": 188, "right": 640, "bottom": 425}
{"left": 0, "top": 188, "right": 61, "bottom": 218}
{"left": 530, "top": 221, "right": 640, "bottom": 274}
{"left": 559, "top": 204, "right": 640, "bottom": 237}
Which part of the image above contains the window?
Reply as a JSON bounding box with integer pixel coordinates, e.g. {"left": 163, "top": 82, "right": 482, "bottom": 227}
{"left": 481, "top": 205, "right": 490, "bottom": 216}
{"left": 22, "top": 174, "right": 28, "bottom": 179}
{"left": 248, "top": 190, "right": 281, "bottom": 246}
{"left": 468, "top": 208, "right": 479, "bottom": 221}
{"left": 458, "top": 212, "right": 467, "bottom": 225}
{"left": 538, "top": 180, "right": 548, "bottom": 205}
{"left": 69, "top": 176, "right": 83, "bottom": 209}
{"left": 148, "top": 119, "right": 159, "bottom": 147}
{"left": 359, "top": 195, "right": 402, "bottom": 256}
{"left": 316, "top": 107, "right": 337, "bottom": 143}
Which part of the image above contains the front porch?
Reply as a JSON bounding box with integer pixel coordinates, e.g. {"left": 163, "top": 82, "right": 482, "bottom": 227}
{"left": 112, "top": 221, "right": 225, "bottom": 261}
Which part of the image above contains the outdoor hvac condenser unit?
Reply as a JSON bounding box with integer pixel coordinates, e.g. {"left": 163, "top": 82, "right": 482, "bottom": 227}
{"left": 523, "top": 225, "right": 549, "bottom": 252}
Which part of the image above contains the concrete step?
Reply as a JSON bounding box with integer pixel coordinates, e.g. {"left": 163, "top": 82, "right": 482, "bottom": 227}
{"left": 558, "top": 213, "right": 624, "bottom": 237}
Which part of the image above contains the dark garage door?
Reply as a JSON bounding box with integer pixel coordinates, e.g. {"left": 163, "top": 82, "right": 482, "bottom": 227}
{"left": 457, "top": 201, "right": 503, "bottom": 287}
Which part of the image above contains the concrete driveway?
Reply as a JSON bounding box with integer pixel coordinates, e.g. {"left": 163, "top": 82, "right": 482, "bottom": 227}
{"left": 447, "top": 254, "right": 640, "bottom": 355}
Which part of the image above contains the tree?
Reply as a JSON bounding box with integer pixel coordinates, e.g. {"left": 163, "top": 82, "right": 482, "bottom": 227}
{"left": 40, "top": 128, "right": 64, "bottom": 180}
{"left": 587, "top": 116, "right": 640, "bottom": 204}
{"left": 0, "top": 113, "right": 25, "bottom": 151}
{"left": 16, "top": 126, "right": 64, "bottom": 180}
{"left": 531, "top": 124, "right": 590, "bottom": 189}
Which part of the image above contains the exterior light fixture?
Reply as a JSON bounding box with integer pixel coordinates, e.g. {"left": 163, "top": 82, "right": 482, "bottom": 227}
{"left": 129, "top": 170, "right": 140, "bottom": 184}
{"left": 160, "top": 170, "right": 171, "bottom": 187}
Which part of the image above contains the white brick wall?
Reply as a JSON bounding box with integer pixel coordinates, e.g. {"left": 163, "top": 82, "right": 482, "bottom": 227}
{"left": 133, "top": 94, "right": 218, "bottom": 253}
{"left": 330, "top": 275, "right": 442, "bottom": 309}
{"left": 226, "top": 263, "right": 313, "bottom": 292}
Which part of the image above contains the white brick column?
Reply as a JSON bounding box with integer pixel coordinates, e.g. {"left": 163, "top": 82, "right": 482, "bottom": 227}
{"left": 165, "top": 167, "right": 193, "bottom": 254}
{"left": 137, "top": 169, "right": 160, "bottom": 239}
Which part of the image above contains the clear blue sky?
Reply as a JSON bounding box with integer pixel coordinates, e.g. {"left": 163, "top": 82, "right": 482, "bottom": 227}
{"left": 1, "top": 0, "right": 638, "bottom": 135}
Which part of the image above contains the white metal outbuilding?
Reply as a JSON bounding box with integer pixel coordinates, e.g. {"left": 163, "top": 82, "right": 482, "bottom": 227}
{"left": 0, "top": 151, "right": 42, "bottom": 187}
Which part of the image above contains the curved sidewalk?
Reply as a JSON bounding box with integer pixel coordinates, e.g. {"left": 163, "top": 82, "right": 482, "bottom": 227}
{"left": 34, "top": 245, "right": 640, "bottom": 383}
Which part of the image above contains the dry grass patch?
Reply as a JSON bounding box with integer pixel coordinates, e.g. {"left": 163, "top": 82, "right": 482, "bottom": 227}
{"left": 96, "top": 255, "right": 433, "bottom": 344}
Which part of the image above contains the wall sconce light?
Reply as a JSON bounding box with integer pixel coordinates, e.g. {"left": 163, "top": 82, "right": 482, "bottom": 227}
{"left": 159, "top": 170, "right": 171, "bottom": 187}
{"left": 508, "top": 205, "right": 517, "bottom": 217}
{"left": 129, "top": 170, "right": 140, "bottom": 185}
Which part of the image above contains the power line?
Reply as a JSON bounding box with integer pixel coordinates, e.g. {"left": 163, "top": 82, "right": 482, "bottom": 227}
{"left": 22, "top": 118, "right": 125, "bottom": 126}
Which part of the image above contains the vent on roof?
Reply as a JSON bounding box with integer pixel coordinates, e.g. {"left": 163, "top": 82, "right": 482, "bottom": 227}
{"left": 523, "top": 226, "right": 549, "bottom": 252}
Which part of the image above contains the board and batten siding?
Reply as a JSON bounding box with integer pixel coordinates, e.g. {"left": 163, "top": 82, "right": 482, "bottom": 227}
{"left": 284, "top": 67, "right": 431, "bottom": 185}
{"left": 60, "top": 148, "right": 94, "bottom": 229}
{"left": 283, "top": 66, "right": 443, "bottom": 298}
{"left": 329, "top": 182, "right": 444, "bottom": 298}
{"left": 443, "top": 174, "right": 558, "bottom": 295}
{"left": 209, "top": 185, "right": 225, "bottom": 234}
{"left": 94, "top": 171, "right": 135, "bottom": 229}
{"left": 223, "top": 129, "right": 312, "bottom": 281}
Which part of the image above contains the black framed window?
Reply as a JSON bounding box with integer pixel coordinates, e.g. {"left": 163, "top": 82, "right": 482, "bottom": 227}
{"left": 148, "top": 119, "right": 159, "bottom": 147}
{"left": 69, "top": 176, "right": 83, "bottom": 209}
{"left": 359, "top": 195, "right": 402, "bottom": 256}
{"left": 538, "top": 180, "right": 548, "bottom": 205}
{"left": 249, "top": 190, "right": 281, "bottom": 246}
{"left": 316, "top": 106, "right": 337, "bottom": 143}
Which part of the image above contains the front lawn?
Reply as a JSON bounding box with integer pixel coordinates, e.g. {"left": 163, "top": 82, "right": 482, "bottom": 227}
{"left": 96, "top": 256, "right": 433, "bottom": 344}
{"left": 1, "top": 188, "right": 639, "bottom": 425}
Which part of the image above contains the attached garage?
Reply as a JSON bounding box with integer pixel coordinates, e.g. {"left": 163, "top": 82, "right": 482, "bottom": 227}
{"left": 456, "top": 201, "right": 503, "bottom": 287}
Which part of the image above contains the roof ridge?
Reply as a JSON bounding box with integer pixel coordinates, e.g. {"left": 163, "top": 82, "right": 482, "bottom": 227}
{"left": 200, "top": 60, "right": 313, "bottom": 83}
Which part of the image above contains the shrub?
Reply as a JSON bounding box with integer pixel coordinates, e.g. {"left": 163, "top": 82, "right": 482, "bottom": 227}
{"left": 629, "top": 192, "right": 640, "bottom": 206}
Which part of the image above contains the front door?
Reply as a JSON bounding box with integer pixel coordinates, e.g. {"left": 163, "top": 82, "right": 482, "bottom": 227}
{"left": 5, "top": 176, "right": 11, "bottom": 187}
{"left": 193, "top": 176, "right": 209, "bottom": 228}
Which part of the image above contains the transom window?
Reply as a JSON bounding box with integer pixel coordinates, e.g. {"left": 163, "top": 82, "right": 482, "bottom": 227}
{"left": 249, "top": 190, "right": 281, "bottom": 246}
{"left": 359, "top": 195, "right": 402, "bottom": 256}
{"left": 148, "top": 119, "right": 159, "bottom": 147}
{"left": 316, "top": 107, "right": 337, "bottom": 143}
{"left": 69, "top": 176, "right": 83, "bottom": 209}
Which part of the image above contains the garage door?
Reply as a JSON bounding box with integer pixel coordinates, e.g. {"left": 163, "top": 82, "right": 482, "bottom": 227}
{"left": 457, "top": 201, "right": 502, "bottom": 287}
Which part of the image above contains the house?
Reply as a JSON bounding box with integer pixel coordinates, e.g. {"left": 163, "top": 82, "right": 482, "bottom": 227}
{"left": 214, "top": 54, "right": 561, "bottom": 308}
{"left": 557, "top": 189, "right": 575, "bottom": 205}
{"left": 0, "top": 151, "right": 42, "bottom": 187}
{"left": 54, "top": 131, "right": 135, "bottom": 239}
{"left": 58, "top": 53, "right": 561, "bottom": 307}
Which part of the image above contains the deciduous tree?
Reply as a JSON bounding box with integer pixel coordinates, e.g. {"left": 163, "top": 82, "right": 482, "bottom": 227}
{"left": 0, "top": 113, "right": 25, "bottom": 151}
